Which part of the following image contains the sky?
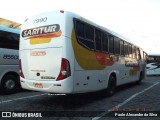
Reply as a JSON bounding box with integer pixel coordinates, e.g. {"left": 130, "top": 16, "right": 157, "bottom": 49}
{"left": 0, "top": 0, "right": 160, "bottom": 55}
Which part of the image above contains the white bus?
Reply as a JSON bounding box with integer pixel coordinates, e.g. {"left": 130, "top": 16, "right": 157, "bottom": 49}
{"left": 146, "top": 54, "right": 160, "bottom": 75}
{"left": 0, "top": 26, "right": 20, "bottom": 94}
{"left": 20, "top": 10, "right": 147, "bottom": 96}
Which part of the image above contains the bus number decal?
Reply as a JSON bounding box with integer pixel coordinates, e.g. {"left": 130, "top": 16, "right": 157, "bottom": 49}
{"left": 30, "top": 51, "right": 46, "bottom": 56}
{"left": 3, "top": 55, "right": 19, "bottom": 59}
{"left": 33, "top": 17, "right": 47, "bottom": 24}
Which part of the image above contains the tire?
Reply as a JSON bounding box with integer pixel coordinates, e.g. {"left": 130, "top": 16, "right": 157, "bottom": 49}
{"left": 106, "top": 75, "right": 116, "bottom": 97}
{"left": 136, "top": 72, "right": 143, "bottom": 85}
{"left": 1, "top": 75, "right": 20, "bottom": 94}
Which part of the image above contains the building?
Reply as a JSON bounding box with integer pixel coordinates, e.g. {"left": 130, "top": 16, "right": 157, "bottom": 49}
{"left": 0, "top": 17, "right": 21, "bottom": 29}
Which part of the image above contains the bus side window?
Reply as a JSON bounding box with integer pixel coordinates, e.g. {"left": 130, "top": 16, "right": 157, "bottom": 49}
{"left": 132, "top": 46, "right": 135, "bottom": 58}
{"left": 128, "top": 44, "right": 132, "bottom": 58}
{"left": 137, "top": 48, "right": 141, "bottom": 60}
{"left": 76, "top": 21, "right": 84, "bottom": 38}
{"left": 108, "top": 35, "right": 114, "bottom": 54}
{"left": 114, "top": 37, "right": 120, "bottom": 55}
{"left": 124, "top": 42, "right": 128, "bottom": 57}
{"left": 102, "top": 32, "right": 108, "bottom": 52}
{"left": 120, "top": 40, "right": 124, "bottom": 56}
{"left": 95, "top": 29, "right": 102, "bottom": 51}
{"left": 85, "top": 24, "right": 94, "bottom": 41}
{"left": 75, "top": 20, "right": 94, "bottom": 50}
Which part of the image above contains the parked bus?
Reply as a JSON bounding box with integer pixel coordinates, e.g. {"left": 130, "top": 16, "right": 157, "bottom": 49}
{"left": 20, "top": 11, "right": 147, "bottom": 96}
{"left": 0, "top": 26, "right": 20, "bottom": 94}
{"left": 146, "top": 54, "right": 160, "bottom": 75}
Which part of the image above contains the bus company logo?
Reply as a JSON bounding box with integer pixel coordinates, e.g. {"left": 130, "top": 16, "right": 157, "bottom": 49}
{"left": 22, "top": 24, "right": 61, "bottom": 38}
{"left": 30, "top": 51, "right": 46, "bottom": 56}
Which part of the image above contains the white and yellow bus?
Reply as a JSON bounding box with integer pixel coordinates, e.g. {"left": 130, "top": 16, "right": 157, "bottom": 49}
{"left": 20, "top": 10, "right": 147, "bottom": 96}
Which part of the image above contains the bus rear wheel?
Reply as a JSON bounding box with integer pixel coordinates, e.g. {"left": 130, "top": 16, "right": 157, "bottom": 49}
{"left": 1, "top": 75, "right": 19, "bottom": 94}
{"left": 106, "top": 75, "right": 116, "bottom": 97}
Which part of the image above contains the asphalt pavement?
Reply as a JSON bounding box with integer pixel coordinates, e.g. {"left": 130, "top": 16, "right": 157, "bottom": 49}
{"left": 0, "top": 76, "right": 160, "bottom": 120}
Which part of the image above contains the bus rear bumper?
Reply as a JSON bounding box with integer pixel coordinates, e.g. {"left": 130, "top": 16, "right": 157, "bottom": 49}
{"left": 20, "top": 77, "right": 73, "bottom": 94}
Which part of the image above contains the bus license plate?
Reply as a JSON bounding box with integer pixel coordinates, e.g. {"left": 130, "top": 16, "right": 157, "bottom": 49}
{"left": 34, "top": 83, "right": 43, "bottom": 88}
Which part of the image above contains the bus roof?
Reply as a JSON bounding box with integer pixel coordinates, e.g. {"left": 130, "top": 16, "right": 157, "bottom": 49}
{"left": 148, "top": 53, "right": 160, "bottom": 56}
{"left": 0, "top": 26, "right": 20, "bottom": 34}
{"left": 23, "top": 10, "right": 141, "bottom": 49}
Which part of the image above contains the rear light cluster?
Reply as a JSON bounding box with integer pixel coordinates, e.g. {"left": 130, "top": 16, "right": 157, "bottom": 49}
{"left": 56, "top": 58, "right": 71, "bottom": 81}
{"left": 19, "top": 59, "right": 25, "bottom": 78}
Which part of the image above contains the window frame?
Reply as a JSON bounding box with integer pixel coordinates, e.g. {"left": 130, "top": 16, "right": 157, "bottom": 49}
{"left": 74, "top": 18, "right": 95, "bottom": 51}
{"left": 95, "top": 28, "right": 102, "bottom": 51}
{"left": 120, "top": 40, "right": 124, "bottom": 56}
{"left": 114, "top": 37, "right": 120, "bottom": 55}
{"left": 128, "top": 44, "right": 132, "bottom": 58}
{"left": 108, "top": 34, "right": 114, "bottom": 54}
{"left": 101, "top": 32, "right": 109, "bottom": 53}
{"left": 124, "top": 42, "right": 128, "bottom": 57}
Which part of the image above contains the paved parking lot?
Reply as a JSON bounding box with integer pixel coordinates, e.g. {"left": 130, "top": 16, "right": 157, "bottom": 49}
{"left": 0, "top": 76, "right": 160, "bottom": 120}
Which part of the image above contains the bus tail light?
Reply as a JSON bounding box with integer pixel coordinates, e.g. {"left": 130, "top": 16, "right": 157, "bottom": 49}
{"left": 19, "top": 59, "right": 25, "bottom": 78}
{"left": 56, "top": 58, "right": 71, "bottom": 81}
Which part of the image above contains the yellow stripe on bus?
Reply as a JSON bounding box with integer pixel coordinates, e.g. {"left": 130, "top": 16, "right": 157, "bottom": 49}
{"left": 30, "top": 38, "right": 51, "bottom": 45}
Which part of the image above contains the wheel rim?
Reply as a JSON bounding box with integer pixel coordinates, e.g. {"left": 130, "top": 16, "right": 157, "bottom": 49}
{"left": 5, "top": 79, "right": 15, "bottom": 89}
